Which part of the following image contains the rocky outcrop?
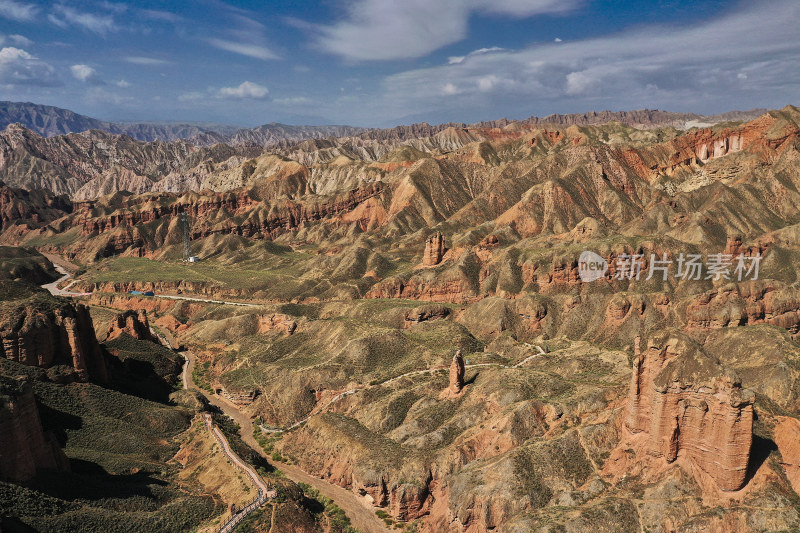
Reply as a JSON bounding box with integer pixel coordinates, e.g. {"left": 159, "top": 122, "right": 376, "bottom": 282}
{"left": 625, "top": 332, "right": 754, "bottom": 491}
{"left": 403, "top": 304, "right": 451, "bottom": 328}
{"left": 423, "top": 232, "right": 447, "bottom": 266}
{"left": 214, "top": 385, "right": 261, "bottom": 407}
{"left": 257, "top": 313, "right": 297, "bottom": 336}
{"left": 106, "top": 309, "right": 155, "bottom": 342}
{"left": 1, "top": 296, "right": 108, "bottom": 384}
{"left": 0, "top": 377, "right": 69, "bottom": 482}
{"left": 80, "top": 190, "right": 255, "bottom": 235}
{"left": 0, "top": 180, "right": 71, "bottom": 231}
{"left": 441, "top": 350, "right": 466, "bottom": 399}
{"left": 773, "top": 416, "right": 800, "bottom": 495}
{"left": 75, "top": 182, "right": 385, "bottom": 259}
{"left": 686, "top": 281, "right": 800, "bottom": 335}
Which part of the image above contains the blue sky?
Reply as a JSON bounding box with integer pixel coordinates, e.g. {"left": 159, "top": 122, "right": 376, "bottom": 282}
{"left": 0, "top": 0, "right": 797, "bottom": 127}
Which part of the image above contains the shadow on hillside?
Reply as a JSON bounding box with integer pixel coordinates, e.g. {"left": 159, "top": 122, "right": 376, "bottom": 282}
{"left": 104, "top": 343, "right": 178, "bottom": 404}
{"left": 301, "top": 495, "right": 325, "bottom": 515}
{"left": 31, "top": 459, "right": 167, "bottom": 503}
{"left": 35, "top": 401, "right": 82, "bottom": 447}
{"left": 745, "top": 434, "right": 778, "bottom": 486}
{"left": 0, "top": 517, "right": 38, "bottom": 532}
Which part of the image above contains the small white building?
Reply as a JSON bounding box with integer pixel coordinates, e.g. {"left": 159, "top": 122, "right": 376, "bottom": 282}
{"left": 188, "top": 256, "right": 200, "bottom": 263}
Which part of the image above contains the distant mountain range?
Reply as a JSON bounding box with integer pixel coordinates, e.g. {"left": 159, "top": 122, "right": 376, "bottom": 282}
{"left": 0, "top": 101, "right": 367, "bottom": 147}
{"left": 0, "top": 101, "right": 768, "bottom": 148}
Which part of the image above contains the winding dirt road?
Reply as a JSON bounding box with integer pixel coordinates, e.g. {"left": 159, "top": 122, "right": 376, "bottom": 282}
{"left": 182, "top": 351, "right": 390, "bottom": 533}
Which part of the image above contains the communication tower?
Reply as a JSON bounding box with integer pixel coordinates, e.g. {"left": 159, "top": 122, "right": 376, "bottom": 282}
{"left": 181, "top": 211, "right": 191, "bottom": 261}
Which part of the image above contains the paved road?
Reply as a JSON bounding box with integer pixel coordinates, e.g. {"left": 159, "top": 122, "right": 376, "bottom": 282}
{"left": 39, "top": 255, "right": 261, "bottom": 307}
{"left": 182, "top": 351, "right": 390, "bottom": 533}
{"left": 41, "top": 263, "right": 90, "bottom": 297}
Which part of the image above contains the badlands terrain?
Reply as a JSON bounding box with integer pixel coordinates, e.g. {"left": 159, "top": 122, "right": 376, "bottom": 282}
{"left": 2, "top": 103, "right": 800, "bottom": 532}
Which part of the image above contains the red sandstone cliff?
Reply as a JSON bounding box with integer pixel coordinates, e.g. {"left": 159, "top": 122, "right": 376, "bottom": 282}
{"left": 441, "top": 350, "right": 465, "bottom": 399}
{"left": 625, "top": 332, "right": 754, "bottom": 491}
{"left": 106, "top": 309, "right": 155, "bottom": 342}
{"left": 423, "top": 232, "right": 447, "bottom": 266}
{"left": 1, "top": 298, "right": 108, "bottom": 384}
{"left": 0, "top": 378, "right": 69, "bottom": 482}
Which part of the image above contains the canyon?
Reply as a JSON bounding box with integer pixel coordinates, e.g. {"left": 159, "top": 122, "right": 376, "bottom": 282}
{"left": 2, "top": 104, "right": 800, "bottom": 532}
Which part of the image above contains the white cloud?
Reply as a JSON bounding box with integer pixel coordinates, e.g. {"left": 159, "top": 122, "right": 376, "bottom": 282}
{"left": 0, "top": 0, "right": 38, "bottom": 22}
{"left": 49, "top": 4, "right": 116, "bottom": 35}
{"left": 554, "top": 37, "right": 562, "bottom": 42}
{"left": 377, "top": 0, "right": 800, "bottom": 121}
{"left": 8, "top": 34, "right": 32, "bottom": 46}
{"left": 218, "top": 81, "right": 269, "bottom": 99}
{"left": 310, "top": 0, "right": 579, "bottom": 60}
{"left": 0, "top": 47, "right": 60, "bottom": 86}
{"left": 206, "top": 38, "right": 279, "bottom": 60}
{"left": 115, "top": 79, "right": 131, "bottom": 87}
{"left": 125, "top": 56, "right": 169, "bottom": 65}
{"left": 70, "top": 64, "right": 101, "bottom": 84}
{"left": 449, "top": 46, "right": 505, "bottom": 64}
{"left": 442, "top": 83, "right": 460, "bottom": 95}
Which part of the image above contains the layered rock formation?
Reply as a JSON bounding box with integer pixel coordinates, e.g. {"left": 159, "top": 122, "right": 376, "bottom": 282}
{"left": 442, "top": 349, "right": 466, "bottom": 399}
{"left": 423, "top": 232, "right": 447, "bottom": 266}
{"left": 0, "top": 377, "right": 69, "bottom": 482}
{"left": 0, "top": 180, "right": 71, "bottom": 231}
{"left": 106, "top": 309, "right": 155, "bottom": 342}
{"left": 773, "top": 416, "right": 800, "bottom": 495}
{"left": 625, "top": 332, "right": 755, "bottom": 491}
{"left": 1, "top": 293, "right": 108, "bottom": 383}
{"left": 0, "top": 123, "right": 255, "bottom": 197}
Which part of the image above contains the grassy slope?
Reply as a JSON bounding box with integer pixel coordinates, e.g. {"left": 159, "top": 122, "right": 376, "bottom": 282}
{"left": 0, "top": 340, "right": 219, "bottom": 533}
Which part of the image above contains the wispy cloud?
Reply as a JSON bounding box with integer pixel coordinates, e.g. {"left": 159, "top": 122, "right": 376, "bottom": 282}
{"left": 218, "top": 81, "right": 269, "bottom": 99}
{"left": 376, "top": 0, "right": 800, "bottom": 121}
{"left": 204, "top": 8, "right": 279, "bottom": 60}
{"left": 0, "top": 47, "right": 60, "bottom": 86}
{"left": 309, "top": 0, "right": 579, "bottom": 61}
{"left": 448, "top": 47, "right": 505, "bottom": 65}
{"left": 125, "top": 56, "right": 170, "bottom": 66}
{"left": 8, "top": 34, "right": 32, "bottom": 46}
{"left": 206, "top": 38, "right": 279, "bottom": 60}
{"left": 0, "top": 0, "right": 38, "bottom": 22}
{"left": 49, "top": 4, "right": 117, "bottom": 35}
